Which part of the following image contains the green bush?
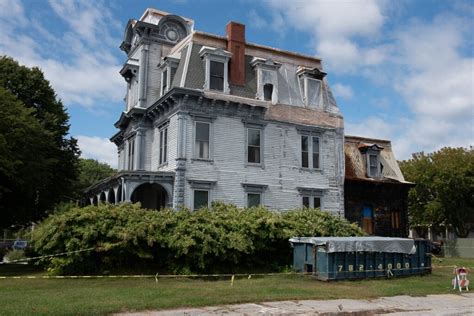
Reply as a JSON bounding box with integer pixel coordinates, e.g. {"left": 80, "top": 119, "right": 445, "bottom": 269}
{"left": 31, "top": 202, "right": 363, "bottom": 275}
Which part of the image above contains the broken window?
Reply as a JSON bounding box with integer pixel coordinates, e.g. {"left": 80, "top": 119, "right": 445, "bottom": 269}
{"left": 368, "top": 154, "right": 379, "bottom": 178}
{"left": 305, "top": 78, "right": 322, "bottom": 107}
{"left": 263, "top": 83, "right": 273, "bottom": 101}
{"left": 301, "top": 135, "right": 320, "bottom": 169}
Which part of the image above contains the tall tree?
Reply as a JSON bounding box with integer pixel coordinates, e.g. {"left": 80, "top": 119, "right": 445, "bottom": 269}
{"left": 400, "top": 147, "right": 474, "bottom": 237}
{"left": 0, "top": 56, "right": 80, "bottom": 228}
{"left": 72, "top": 158, "right": 116, "bottom": 199}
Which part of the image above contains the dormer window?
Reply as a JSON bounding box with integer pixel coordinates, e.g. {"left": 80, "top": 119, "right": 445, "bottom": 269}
{"left": 358, "top": 143, "right": 384, "bottom": 178}
{"left": 159, "top": 56, "right": 179, "bottom": 96}
{"left": 210, "top": 61, "right": 224, "bottom": 91}
{"left": 199, "top": 47, "right": 231, "bottom": 94}
{"left": 251, "top": 57, "right": 281, "bottom": 104}
{"left": 263, "top": 84, "right": 273, "bottom": 101}
{"left": 297, "top": 67, "right": 326, "bottom": 108}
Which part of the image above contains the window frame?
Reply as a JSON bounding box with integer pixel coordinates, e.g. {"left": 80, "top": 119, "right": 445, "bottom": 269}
{"left": 194, "top": 121, "right": 211, "bottom": 160}
{"left": 296, "top": 67, "right": 327, "bottom": 108}
{"left": 247, "top": 192, "right": 262, "bottom": 208}
{"left": 209, "top": 60, "right": 225, "bottom": 91}
{"left": 127, "top": 136, "right": 135, "bottom": 171}
{"left": 189, "top": 180, "right": 215, "bottom": 211}
{"left": 247, "top": 127, "right": 262, "bottom": 165}
{"left": 158, "top": 125, "right": 168, "bottom": 166}
{"left": 200, "top": 47, "right": 231, "bottom": 94}
{"left": 159, "top": 57, "right": 179, "bottom": 97}
{"left": 193, "top": 189, "right": 209, "bottom": 211}
{"left": 298, "top": 187, "right": 324, "bottom": 210}
{"left": 242, "top": 183, "right": 267, "bottom": 208}
{"left": 250, "top": 57, "right": 281, "bottom": 104}
{"left": 299, "top": 132, "right": 321, "bottom": 170}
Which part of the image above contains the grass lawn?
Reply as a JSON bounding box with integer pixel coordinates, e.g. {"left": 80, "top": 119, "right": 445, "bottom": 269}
{"left": 0, "top": 257, "right": 472, "bottom": 315}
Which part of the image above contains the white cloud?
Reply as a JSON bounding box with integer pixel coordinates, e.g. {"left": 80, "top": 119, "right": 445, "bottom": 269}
{"left": 332, "top": 83, "right": 354, "bottom": 100}
{"left": 345, "top": 117, "right": 397, "bottom": 141}
{"left": 265, "top": 0, "right": 387, "bottom": 72}
{"left": 0, "top": 0, "right": 124, "bottom": 109}
{"left": 77, "top": 135, "right": 117, "bottom": 168}
{"left": 390, "top": 15, "right": 474, "bottom": 158}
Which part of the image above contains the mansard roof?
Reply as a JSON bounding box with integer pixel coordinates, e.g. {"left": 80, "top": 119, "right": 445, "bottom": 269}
{"left": 344, "top": 135, "right": 412, "bottom": 185}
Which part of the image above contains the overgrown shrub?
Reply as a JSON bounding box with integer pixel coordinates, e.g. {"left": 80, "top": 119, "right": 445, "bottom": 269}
{"left": 31, "top": 202, "right": 363, "bottom": 275}
{"left": 3, "top": 249, "right": 26, "bottom": 262}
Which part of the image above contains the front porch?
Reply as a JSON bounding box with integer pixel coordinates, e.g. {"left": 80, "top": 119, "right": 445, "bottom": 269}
{"left": 82, "top": 171, "right": 175, "bottom": 210}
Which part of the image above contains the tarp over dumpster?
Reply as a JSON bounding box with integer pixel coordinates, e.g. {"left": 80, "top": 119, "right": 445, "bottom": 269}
{"left": 289, "top": 236, "right": 416, "bottom": 254}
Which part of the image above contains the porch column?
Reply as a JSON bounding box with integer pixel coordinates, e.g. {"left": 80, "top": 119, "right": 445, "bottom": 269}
{"left": 113, "top": 186, "right": 119, "bottom": 204}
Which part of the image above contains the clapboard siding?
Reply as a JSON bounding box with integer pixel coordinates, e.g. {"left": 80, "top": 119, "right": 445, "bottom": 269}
{"left": 182, "top": 114, "right": 343, "bottom": 214}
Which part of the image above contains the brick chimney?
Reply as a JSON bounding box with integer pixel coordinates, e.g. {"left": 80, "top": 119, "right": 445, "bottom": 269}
{"left": 226, "top": 21, "right": 246, "bottom": 86}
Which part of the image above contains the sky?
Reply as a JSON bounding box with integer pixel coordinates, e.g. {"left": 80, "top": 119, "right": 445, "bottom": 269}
{"left": 0, "top": 0, "right": 472, "bottom": 168}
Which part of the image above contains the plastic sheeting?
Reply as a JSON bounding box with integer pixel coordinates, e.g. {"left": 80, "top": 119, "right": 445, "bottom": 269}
{"left": 289, "top": 236, "right": 417, "bottom": 254}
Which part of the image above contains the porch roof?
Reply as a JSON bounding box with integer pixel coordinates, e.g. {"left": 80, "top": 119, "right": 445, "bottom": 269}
{"left": 84, "top": 170, "right": 175, "bottom": 196}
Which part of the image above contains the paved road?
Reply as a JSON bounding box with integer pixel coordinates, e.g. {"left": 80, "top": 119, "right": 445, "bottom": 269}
{"left": 119, "top": 293, "right": 474, "bottom": 315}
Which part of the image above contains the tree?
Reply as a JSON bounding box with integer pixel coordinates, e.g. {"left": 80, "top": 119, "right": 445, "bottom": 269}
{"left": 72, "top": 158, "right": 116, "bottom": 199}
{"left": 0, "top": 56, "right": 80, "bottom": 228}
{"left": 400, "top": 147, "right": 474, "bottom": 237}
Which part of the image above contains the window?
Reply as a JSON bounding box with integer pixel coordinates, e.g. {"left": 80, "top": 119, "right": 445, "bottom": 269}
{"left": 247, "top": 193, "right": 261, "bottom": 207}
{"left": 159, "top": 57, "right": 179, "bottom": 96}
{"left": 301, "top": 196, "right": 321, "bottom": 209}
{"left": 301, "top": 136, "right": 309, "bottom": 168}
{"left": 210, "top": 61, "right": 224, "bottom": 91}
{"left": 159, "top": 127, "right": 168, "bottom": 165}
{"left": 193, "top": 190, "right": 209, "bottom": 210}
{"left": 250, "top": 57, "right": 281, "bottom": 103}
{"left": 242, "top": 183, "right": 267, "bottom": 207}
{"left": 189, "top": 180, "right": 215, "bottom": 210}
{"left": 170, "top": 65, "right": 177, "bottom": 86}
{"left": 369, "top": 154, "right": 379, "bottom": 177}
{"left": 200, "top": 47, "right": 231, "bottom": 94}
{"left": 296, "top": 67, "right": 326, "bottom": 107}
{"left": 304, "top": 78, "right": 322, "bottom": 107}
{"left": 312, "top": 137, "right": 320, "bottom": 169}
{"left": 195, "top": 122, "right": 210, "bottom": 159}
{"left": 127, "top": 137, "right": 135, "bottom": 170}
{"left": 162, "top": 69, "right": 168, "bottom": 94}
{"left": 263, "top": 84, "right": 273, "bottom": 101}
{"left": 313, "top": 197, "right": 321, "bottom": 209}
{"left": 247, "top": 128, "right": 261, "bottom": 163}
{"left": 301, "top": 135, "right": 320, "bottom": 169}
{"left": 302, "top": 196, "right": 310, "bottom": 208}
{"left": 299, "top": 188, "right": 323, "bottom": 209}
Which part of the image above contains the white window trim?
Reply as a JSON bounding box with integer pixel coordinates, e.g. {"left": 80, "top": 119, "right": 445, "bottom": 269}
{"left": 300, "top": 133, "right": 321, "bottom": 170}
{"left": 246, "top": 127, "right": 264, "bottom": 166}
{"left": 159, "top": 57, "right": 179, "bottom": 97}
{"left": 158, "top": 124, "right": 169, "bottom": 167}
{"left": 242, "top": 183, "right": 267, "bottom": 208}
{"left": 302, "top": 196, "right": 321, "bottom": 209}
{"left": 192, "top": 120, "right": 213, "bottom": 161}
{"left": 199, "top": 47, "right": 231, "bottom": 94}
{"left": 188, "top": 180, "right": 216, "bottom": 211}
{"left": 296, "top": 66, "right": 326, "bottom": 108}
{"left": 251, "top": 57, "right": 281, "bottom": 104}
{"left": 298, "top": 187, "right": 324, "bottom": 210}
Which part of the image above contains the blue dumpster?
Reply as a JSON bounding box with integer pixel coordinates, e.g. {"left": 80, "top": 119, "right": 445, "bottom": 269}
{"left": 290, "top": 237, "right": 432, "bottom": 281}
